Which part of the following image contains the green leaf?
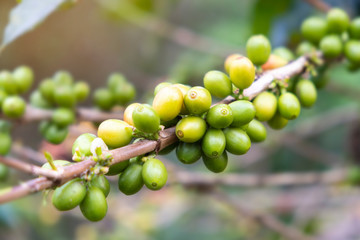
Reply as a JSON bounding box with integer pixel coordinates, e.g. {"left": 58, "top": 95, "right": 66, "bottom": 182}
{"left": 251, "top": 0, "right": 292, "bottom": 35}
{"left": 1, "top": 0, "right": 67, "bottom": 51}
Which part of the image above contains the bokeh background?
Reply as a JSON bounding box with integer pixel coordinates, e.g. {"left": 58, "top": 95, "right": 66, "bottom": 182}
{"left": 1, "top": 0, "right": 360, "bottom": 239}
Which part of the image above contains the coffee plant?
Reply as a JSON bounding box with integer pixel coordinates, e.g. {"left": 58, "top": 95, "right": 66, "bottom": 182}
{"left": 1, "top": 1, "right": 360, "bottom": 239}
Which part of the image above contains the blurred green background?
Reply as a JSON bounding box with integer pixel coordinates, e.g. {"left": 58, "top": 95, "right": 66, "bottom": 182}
{"left": 1, "top": 0, "right": 360, "bottom": 239}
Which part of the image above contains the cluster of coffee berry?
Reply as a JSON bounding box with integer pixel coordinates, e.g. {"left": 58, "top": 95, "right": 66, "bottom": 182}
{"left": 93, "top": 73, "right": 136, "bottom": 111}
{"left": 300, "top": 8, "right": 360, "bottom": 67}
{"left": 56, "top": 33, "right": 318, "bottom": 222}
{"left": 46, "top": 159, "right": 109, "bottom": 222}
{"left": 0, "top": 66, "right": 33, "bottom": 119}
{"left": 30, "top": 71, "right": 89, "bottom": 144}
{"left": 47, "top": 7, "right": 355, "bottom": 222}
{"left": 0, "top": 66, "right": 33, "bottom": 157}
{"left": 48, "top": 130, "right": 167, "bottom": 221}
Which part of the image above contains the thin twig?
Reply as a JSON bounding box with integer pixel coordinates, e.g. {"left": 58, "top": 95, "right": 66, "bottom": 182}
{"left": 211, "top": 189, "right": 317, "bottom": 240}
{"left": 0, "top": 156, "right": 61, "bottom": 179}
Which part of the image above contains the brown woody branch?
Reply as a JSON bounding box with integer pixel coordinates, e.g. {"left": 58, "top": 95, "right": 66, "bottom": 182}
{"left": 0, "top": 55, "right": 314, "bottom": 204}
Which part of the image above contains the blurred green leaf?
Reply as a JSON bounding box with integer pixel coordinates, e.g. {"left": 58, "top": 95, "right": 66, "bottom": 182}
{"left": 251, "top": 0, "right": 292, "bottom": 35}
{"left": 1, "top": 0, "right": 67, "bottom": 51}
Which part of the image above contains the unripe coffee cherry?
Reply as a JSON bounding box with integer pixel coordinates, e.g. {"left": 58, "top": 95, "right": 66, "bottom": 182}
{"left": 52, "top": 108, "right": 75, "bottom": 127}
{"left": 173, "top": 83, "right": 191, "bottom": 115}
{"left": 184, "top": 86, "right": 212, "bottom": 115}
{"left": 206, "top": 104, "right": 233, "bottom": 129}
{"left": 295, "top": 79, "right": 317, "bottom": 108}
{"left": 229, "top": 57, "right": 255, "bottom": 90}
{"left": 246, "top": 35, "right": 271, "bottom": 65}
{"left": 39, "top": 121, "right": 51, "bottom": 136}
{"left": 72, "top": 133, "right": 97, "bottom": 157}
{"left": 44, "top": 123, "right": 69, "bottom": 144}
{"left": 253, "top": 92, "right": 277, "bottom": 121}
{"left": 229, "top": 100, "right": 256, "bottom": 127}
{"left": 91, "top": 175, "right": 110, "bottom": 197}
{"left": 268, "top": 111, "right": 288, "bottom": 130}
{"left": 246, "top": 119, "right": 267, "bottom": 142}
{"left": 175, "top": 116, "right": 207, "bottom": 143}
{"left": 54, "top": 86, "right": 76, "bottom": 108}
{"left": 278, "top": 92, "right": 301, "bottom": 120}
{"left": 52, "top": 178, "right": 86, "bottom": 211}
{"left": 153, "top": 86, "right": 183, "bottom": 121}
{"left": 239, "top": 123, "right": 249, "bottom": 131}
{"left": 320, "top": 35, "right": 342, "bottom": 58}
{"left": 80, "top": 186, "right": 108, "bottom": 222}
{"left": 107, "top": 73, "right": 127, "bottom": 90}
{"left": 106, "top": 160, "right": 129, "bottom": 176}
{"left": 176, "top": 142, "right": 202, "bottom": 164}
{"left": 202, "top": 128, "right": 226, "bottom": 158}
{"left": 2, "top": 96, "right": 26, "bottom": 118}
{"left": 53, "top": 70, "right": 73, "bottom": 86}
{"left": 301, "top": 17, "right": 327, "bottom": 43}
{"left": 29, "top": 90, "right": 52, "bottom": 109}
{"left": 296, "top": 41, "right": 316, "bottom": 56}
{"left": 349, "top": 17, "right": 360, "bottom": 39}
{"left": 74, "top": 81, "right": 90, "bottom": 102}
{"left": 0, "top": 133, "right": 12, "bottom": 156}
{"left": 0, "top": 71, "right": 17, "bottom": 95}
{"left": 42, "top": 160, "right": 70, "bottom": 170}
{"left": 326, "top": 8, "right": 349, "bottom": 33}
{"left": 97, "top": 119, "right": 133, "bottom": 148}
{"left": 39, "top": 79, "right": 55, "bottom": 102}
{"left": 224, "top": 54, "right": 242, "bottom": 74}
{"left": 93, "top": 88, "right": 114, "bottom": 111}
{"left": 124, "top": 103, "right": 141, "bottom": 126}
{"left": 142, "top": 158, "right": 168, "bottom": 191}
{"left": 118, "top": 163, "right": 144, "bottom": 195}
{"left": 223, "top": 128, "right": 251, "bottom": 155}
{"left": 112, "top": 82, "right": 136, "bottom": 106}
{"left": 132, "top": 104, "right": 160, "bottom": 133}
{"left": 344, "top": 40, "right": 360, "bottom": 64}
{"left": 202, "top": 151, "right": 228, "bottom": 173}
{"left": 203, "top": 70, "right": 232, "bottom": 98}
{"left": 12, "top": 65, "right": 33, "bottom": 94}
{"left": 154, "top": 82, "right": 172, "bottom": 96}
